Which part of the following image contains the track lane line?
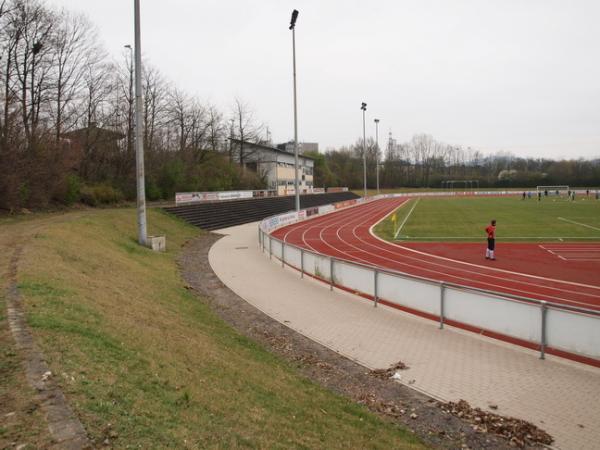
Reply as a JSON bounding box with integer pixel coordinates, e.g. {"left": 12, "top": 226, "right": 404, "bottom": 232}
{"left": 271, "top": 198, "right": 600, "bottom": 308}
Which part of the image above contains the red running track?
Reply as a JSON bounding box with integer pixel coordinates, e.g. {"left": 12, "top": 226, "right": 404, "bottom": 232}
{"left": 272, "top": 197, "right": 600, "bottom": 311}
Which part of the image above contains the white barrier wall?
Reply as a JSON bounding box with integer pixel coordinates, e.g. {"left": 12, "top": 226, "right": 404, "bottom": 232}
{"left": 378, "top": 273, "right": 440, "bottom": 316}
{"left": 546, "top": 308, "right": 600, "bottom": 355}
{"left": 259, "top": 196, "right": 600, "bottom": 363}
{"left": 444, "top": 288, "right": 542, "bottom": 343}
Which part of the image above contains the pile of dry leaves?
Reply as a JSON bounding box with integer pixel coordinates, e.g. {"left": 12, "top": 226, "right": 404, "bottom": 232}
{"left": 440, "top": 399, "right": 553, "bottom": 448}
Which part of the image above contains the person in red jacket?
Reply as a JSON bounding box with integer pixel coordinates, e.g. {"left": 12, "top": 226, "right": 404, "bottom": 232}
{"left": 485, "top": 219, "right": 496, "bottom": 260}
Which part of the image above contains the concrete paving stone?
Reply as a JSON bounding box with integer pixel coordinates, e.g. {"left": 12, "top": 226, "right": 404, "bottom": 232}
{"left": 209, "top": 222, "right": 600, "bottom": 450}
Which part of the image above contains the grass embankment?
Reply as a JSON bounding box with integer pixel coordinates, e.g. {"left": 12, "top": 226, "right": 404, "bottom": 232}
{"left": 375, "top": 196, "right": 600, "bottom": 242}
{"left": 2, "top": 208, "right": 424, "bottom": 448}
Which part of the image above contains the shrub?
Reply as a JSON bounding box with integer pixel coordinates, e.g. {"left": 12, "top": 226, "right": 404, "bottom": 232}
{"left": 65, "top": 175, "right": 82, "bottom": 205}
{"left": 145, "top": 178, "right": 163, "bottom": 201}
{"left": 80, "top": 184, "right": 124, "bottom": 206}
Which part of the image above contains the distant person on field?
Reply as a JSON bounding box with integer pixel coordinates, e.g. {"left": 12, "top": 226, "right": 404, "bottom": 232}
{"left": 522, "top": 191, "right": 526, "bottom": 200}
{"left": 485, "top": 219, "right": 497, "bottom": 261}
{"left": 527, "top": 191, "right": 532, "bottom": 199}
{"left": 538, "top": 191, "right": 542, "bottom": 201}
{"left": 586, "top": 189, "right": 590, "bottom": 197}
{"left": 544, "top": 189, "right": 548, "bottom": 196}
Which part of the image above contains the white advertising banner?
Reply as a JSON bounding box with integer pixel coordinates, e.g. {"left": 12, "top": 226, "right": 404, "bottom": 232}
{"left": 176, "top": 190, "right": 253, "bottom": 205}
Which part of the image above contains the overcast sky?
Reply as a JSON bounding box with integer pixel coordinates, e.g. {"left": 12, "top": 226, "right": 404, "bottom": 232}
{"left": 47, "top": 0, "right": 600, "bottom": 159}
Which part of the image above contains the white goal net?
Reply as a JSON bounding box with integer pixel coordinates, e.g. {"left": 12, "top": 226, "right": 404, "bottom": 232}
{"left": 536, "top": 185, "right": 570, "bottom": 197}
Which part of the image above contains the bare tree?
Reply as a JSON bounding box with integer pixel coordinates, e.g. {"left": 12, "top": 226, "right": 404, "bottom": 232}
{"left": 142, "top": 62, "right": 167, "bottom": 153}
{"left": 49, "top": 10, "right": 95, "bottom": 141}
{"left": 231, "top": 98, "right": 263, "bottom": 167}
{"left": 10, "top": 0, "right": 55, "bottom": 150}
{"left": 205, "top": 103, "right": 224, "bottom": 152}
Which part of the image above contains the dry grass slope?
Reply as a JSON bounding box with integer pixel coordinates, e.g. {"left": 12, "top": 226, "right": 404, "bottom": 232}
{"left": 3, "top": 208, "right": 424, "bottom": 449}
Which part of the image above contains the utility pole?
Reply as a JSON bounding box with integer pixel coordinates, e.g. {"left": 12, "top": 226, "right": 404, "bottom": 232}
{"left": 290, "top": 9, "right": 300, "bottom": 212}
{"left": 361, "top": 102, "right": 367, "bottom": 198}
{"left": 374, "top": 118, "right": 380, "bottom": 195}
{"left": 134, "top": 0, "right": 147, "bottom": 245}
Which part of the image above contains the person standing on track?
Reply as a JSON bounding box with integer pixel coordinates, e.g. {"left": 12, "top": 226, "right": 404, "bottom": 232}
{"left": 485, "top": 219, "right": 497, "bottom": 260}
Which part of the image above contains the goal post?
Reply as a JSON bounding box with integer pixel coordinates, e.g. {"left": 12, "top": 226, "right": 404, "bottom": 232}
{"left": 536, "top": 185, "right": 569, "bottom": 197}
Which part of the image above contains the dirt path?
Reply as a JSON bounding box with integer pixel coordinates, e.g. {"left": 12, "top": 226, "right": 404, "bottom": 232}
{"left": 0, "top": 215, "right": 90, "bottom": 449}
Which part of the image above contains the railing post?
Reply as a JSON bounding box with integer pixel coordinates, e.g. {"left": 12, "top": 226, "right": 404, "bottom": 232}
{"left": 258, "top": 226, "right": 261, "bottom": 247}
{"left": 330, "top": 258, "right": 334, "bottom": 291}
{"left": 281, "top": 242, "right": 285, "bottom": 268}
{"left": 269, "top": 237, "right": 272, "bottom": 260}
{"left": 300, "top": 249, "right": 304, "bottom": 278}
{"left": 373, "top": 269, "right": 379, "bottom": 307}
{"left": 540, "top": 301, "right": 547, "bottom": 360}
{"left": 439, "top": 282, "right": 445, "bottom": 329}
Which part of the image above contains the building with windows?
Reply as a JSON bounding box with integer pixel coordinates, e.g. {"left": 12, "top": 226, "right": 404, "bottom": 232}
{"left": 277, "top": 141, "right": 319, "bottom": 153}
{"left": 229, "top": 138, "right": 315, "bottom": 195}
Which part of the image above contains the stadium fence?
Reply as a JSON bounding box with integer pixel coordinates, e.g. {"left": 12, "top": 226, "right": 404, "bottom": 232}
{"left": 258, "top": 192, "right": 600, "bottom": 366}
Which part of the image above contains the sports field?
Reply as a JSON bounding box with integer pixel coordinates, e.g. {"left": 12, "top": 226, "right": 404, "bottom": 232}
{"left": 374, "top": 196, "right": 600, "bottom": 242}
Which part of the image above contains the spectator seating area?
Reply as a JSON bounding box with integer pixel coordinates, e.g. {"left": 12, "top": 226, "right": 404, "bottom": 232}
{"left": 163, "top": 192, "right": 360, "bottom": 230}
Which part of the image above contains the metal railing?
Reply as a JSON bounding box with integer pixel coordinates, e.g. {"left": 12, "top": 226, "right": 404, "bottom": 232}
{"left": 258, "top": 202, "right": 600, "bottom": 364}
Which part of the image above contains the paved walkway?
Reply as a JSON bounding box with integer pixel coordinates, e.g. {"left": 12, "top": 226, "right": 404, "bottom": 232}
{"left": 209, "top": 222, "right": 600, "bottom": 450}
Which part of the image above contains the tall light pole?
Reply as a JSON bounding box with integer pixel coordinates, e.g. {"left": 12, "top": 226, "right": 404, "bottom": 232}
{"left": 290, "top": 9, "right": 300, "bottom": 212}
{"left": 374, "top": 118, "right": 380, "bottom": 195}
{"left": 361, "top": 102, "right": 367, "bottom": 198}
{"left": 134, "top": 0, "right": 147, "bottom": 245}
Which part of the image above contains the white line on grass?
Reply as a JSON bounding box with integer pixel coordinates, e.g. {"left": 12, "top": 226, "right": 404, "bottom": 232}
{"left": 394, "top": 198, "right": 420, "bottom": 240}
{"left": 558, "top": 217, "right": 600, "bottom": 232}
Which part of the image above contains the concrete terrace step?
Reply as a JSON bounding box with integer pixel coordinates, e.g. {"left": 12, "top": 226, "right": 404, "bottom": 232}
{"left": 163, "top": 192, "right": 359, "bottom": 230}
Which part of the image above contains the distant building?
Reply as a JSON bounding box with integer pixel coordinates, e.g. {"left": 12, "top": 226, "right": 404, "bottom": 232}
{"left": 277, "top": 141, "right": 319, "bottom": 154}
{"left": 229, "top": 138, "right": 314, "bottom": 195}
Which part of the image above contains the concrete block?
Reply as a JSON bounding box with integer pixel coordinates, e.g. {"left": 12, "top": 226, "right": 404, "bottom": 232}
{"left": 147, "top": 235, "right": 166, "bottom": 252}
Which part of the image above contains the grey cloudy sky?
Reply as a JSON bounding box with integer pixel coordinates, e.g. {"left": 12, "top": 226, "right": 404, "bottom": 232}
{"left": 47, "top": 0, "right": 600, "bottom": 159}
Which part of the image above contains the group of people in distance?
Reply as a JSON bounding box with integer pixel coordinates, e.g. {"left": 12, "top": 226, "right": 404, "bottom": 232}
{"left": 488, "top": 188, "right": 599, "bottom": 260}
{"left": 521, "top": 189, "right": 599, "bottom": 201}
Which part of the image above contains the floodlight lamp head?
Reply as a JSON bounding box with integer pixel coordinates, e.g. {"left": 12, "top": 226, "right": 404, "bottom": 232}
{"left": 374, "top": 118, "right": 380, "bottom": 123}
{"left": 361, "top": 102, "right": 367, "bottom": 111}
{"left": 289, "top": 10, "right": 299, "bottom": 30}
{"left": 124, "top": 44, "right": 132, "bottom": 49}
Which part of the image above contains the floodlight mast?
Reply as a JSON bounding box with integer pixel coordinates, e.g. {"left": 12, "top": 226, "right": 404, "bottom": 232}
{"left": 361, "top": 102, "right": 367, "bottom": 198}
{"left": 374, "top": 118, "right": 380, "bottom": 195}
{"left": 134, "top": 0, "right": 147, "bottom": 245}
{"left": 290, "top": 9, "right": 300, "bottom": 212}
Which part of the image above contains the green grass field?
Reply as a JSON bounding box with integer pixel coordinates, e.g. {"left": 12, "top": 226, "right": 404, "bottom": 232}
{"left": 374, "top": 196, "right": 600, "bottom": 242}
{"left": 0, "top": 209, "right": 424, "bottom": 449}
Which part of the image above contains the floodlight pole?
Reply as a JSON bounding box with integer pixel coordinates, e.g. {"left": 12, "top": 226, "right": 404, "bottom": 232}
{"left": 374, "top": 118, "right": 380, "bottom": 195}
{"left": 361, "top": 102, "right": 367, "bottom": 198}
{"left": 134, "top": 0, "right": 147, "bottom": 245}
{"left": 290, "top": 10, "right": 300, "bottom": 212}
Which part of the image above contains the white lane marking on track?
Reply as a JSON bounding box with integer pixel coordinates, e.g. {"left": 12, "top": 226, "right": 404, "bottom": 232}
{"left": 558, "top": 217, "right": 600, "bottom": 232}
{"left": 394, "top": 198, "right": 420, "bottom": 240}
{"left": 396, "top": 236, "right": 600, "bottom": 240}
{"left": 356, "top": 207, "right": 600, "bottom": 307}
{"left": 277, "top": 198, "right": 600, "bottom": 307}
{"left": 368, "top": 205, "right": 600, "bottom": 292}
{"left": 314, "top": 199, "right": 600, "bottom": 306}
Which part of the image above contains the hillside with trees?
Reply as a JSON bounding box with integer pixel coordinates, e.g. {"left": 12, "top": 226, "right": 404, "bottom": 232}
{"left": 308, "top": 134, "right": 600, "bottom": 190}
{"left": 0, "top": 0, "right": 267, "bottom": 211}
{"left": 1, "top": 0, "right": 598, "bottom": 212}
